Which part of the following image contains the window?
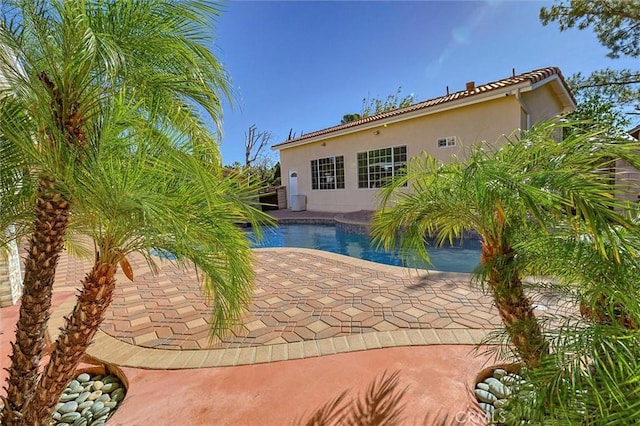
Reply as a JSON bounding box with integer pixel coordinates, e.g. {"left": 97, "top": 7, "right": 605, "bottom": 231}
{"left": 437, "top": 136, "right": 457, "bottom": 148}
{"left": 311, "top": 156, "right": 345, "bottom": 190}
{"left": 357, "top": 145, "right": 407, "bottom": 188}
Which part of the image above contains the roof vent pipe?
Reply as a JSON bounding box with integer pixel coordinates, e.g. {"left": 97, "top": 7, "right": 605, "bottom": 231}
{"left": 465, "top": 81, "right": 475, "bottom": 91}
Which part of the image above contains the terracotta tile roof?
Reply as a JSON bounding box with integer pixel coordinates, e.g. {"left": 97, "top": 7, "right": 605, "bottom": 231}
{"left": 273, "top": 67, "right": 574, "bottom": 149}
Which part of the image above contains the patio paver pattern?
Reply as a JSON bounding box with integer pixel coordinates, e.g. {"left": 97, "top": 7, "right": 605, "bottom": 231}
{"left": 102, "top": 249, "right": 502, "bottom": 350}
{"left": 45, "top": 212, "right": 564, "bottom": 370}
{"left": 48, "top": 245, "right": 507, "bottom": 369}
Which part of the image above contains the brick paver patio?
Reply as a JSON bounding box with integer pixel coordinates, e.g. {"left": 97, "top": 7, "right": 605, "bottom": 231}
{"left": 43, "top": 211, "right": 568, "bottom": 370}
{"left": 47, "top": 245, "right": 506, "bottom": 369}
{"left": 102, "top": 248, "right": 502, "bottom": 351}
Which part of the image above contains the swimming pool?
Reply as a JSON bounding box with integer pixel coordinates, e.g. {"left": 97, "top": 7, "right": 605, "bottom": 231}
{"left": 247, "top": 224, "right": 481, "bottom": 273}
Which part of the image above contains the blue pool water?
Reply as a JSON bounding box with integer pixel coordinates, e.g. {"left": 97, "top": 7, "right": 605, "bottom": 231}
{"left": 247, "top": 224, "right": 481, "bottom": 273}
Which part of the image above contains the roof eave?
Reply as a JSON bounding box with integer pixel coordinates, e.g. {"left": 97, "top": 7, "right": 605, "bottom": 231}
{"left": 530, "top": 74, "right": 576, "bottom": 112}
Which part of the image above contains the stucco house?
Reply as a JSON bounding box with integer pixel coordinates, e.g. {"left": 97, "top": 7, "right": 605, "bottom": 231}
{"left": 272, "top": 67, "right": 575, "bottom": 213}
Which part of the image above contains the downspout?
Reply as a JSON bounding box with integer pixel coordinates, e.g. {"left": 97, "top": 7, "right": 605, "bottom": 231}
{"left": 515, "top": 88, "right": 531, "bottom": 131}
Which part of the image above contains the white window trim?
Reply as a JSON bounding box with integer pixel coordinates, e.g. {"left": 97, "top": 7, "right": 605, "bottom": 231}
{"left": 437, "top": 136, "right": 457, "bottom": 148}
{"left": 311, "top": 156, "right": 345, "bottom": 190}
{"left": 357, "top": 145, "right": 407, "bottom": 189}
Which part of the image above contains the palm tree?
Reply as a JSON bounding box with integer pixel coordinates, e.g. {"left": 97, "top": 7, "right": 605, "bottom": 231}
{"left": 19, "top": 104, "right": 271, "bottom": 424}
{"left": 371, "top": 120, "right": 640, "bottom": 368}
{"left": 0, "top": 1, "right": 255, "bottom": 423}
{"left": 506, "top": 223, "right": 640, "bottom": 423}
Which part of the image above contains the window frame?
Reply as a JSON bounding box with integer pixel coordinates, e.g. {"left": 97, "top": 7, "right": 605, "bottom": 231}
{"left": 310, "top": 155, "right": 345, "bottom": 190}
{"left": 357, "top": 145, "right": 407, "bottom": 189}
{"left": 437, "top": 136, "right": 457, "bottom": 148}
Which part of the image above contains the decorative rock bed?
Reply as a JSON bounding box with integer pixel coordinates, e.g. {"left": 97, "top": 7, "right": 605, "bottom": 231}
{"left": 51, "top": 370, "right": 126, "bottom": 426}
{"left": 475, "top": 367, "right": 533, "bottom": 424}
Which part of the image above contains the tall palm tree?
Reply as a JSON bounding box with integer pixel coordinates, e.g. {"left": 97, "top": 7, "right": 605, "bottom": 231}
{"left": 0, "top": 1, "right": 247, "bottom": 423}
{"left": 371, "top": 120, "right": 640, "bottom": 368}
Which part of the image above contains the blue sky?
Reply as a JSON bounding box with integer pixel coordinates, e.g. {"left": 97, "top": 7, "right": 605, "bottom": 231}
{"left": 212, "top": 1, "right": 637, "bottom": 165}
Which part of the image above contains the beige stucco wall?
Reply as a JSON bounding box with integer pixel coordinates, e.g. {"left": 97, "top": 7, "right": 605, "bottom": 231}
{"left": 521, "top": 84, "right": 566, "bottom": 126}
{"left": 279, "top": 85, "right": 568, "bottom": 213}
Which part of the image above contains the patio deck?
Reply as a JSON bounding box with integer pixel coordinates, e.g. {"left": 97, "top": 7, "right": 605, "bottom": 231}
{"left": 45, "top": 208, "right": 503, "bottom": 368}
{"left": 47, "top": 247, "right": 502, "bottom": 369}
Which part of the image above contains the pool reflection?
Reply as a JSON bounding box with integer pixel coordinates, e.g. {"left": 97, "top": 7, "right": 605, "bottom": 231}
{"left": 248, "top": 224, "right": 480, "bottom": 273}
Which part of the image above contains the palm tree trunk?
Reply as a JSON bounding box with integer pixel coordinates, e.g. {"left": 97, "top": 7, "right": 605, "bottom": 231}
{"left": 1, "top": 176, "right": 70, "bottom": 426}
{"left": 580, "top": 295, "right": 639, "bottom": 329}
{"left": 23, "top": 262, "right": 117, "bottom": 425}
{"left": 22, "top": 260, "right": 118, "bottom": 426}
{"left": 482, "top": 242, "right": 548, "bottom": 368}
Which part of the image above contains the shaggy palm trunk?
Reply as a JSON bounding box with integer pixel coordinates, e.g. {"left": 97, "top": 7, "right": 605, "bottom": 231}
{"left": 482, "top": 241, "right": 548, "bottom": 368}
{"left": 22, "top": 261, "right": 118, "bottom": 425}
{"left": 1, "top": 177, "right": 70, "bottom": 426}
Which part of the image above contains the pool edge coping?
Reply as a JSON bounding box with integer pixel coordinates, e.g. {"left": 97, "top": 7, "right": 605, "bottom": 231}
{"left": 252, "top": 247, "right": 475, "bottom": 280}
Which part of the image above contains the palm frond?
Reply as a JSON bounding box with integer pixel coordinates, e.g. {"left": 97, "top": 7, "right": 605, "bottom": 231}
{"left": 507, "top": 322, "right": 640, "bottom": 424}
{"left": 295, "top": 370, "right": 406, "bottom": 426}
{"left": 345, "top": 370, "right": 406, "bottom": 426}
{"left": 294, "top": 390, "right": 350, "bottom": 426}
{"left": 60, "top": 111, "right": 273, "bottom": 335}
